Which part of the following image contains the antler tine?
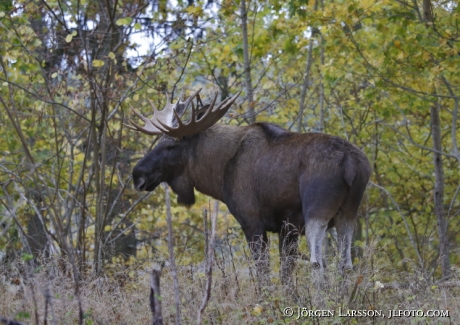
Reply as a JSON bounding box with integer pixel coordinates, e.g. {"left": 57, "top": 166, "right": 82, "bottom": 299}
{"left": 180, "top": 89, "right": 201, "bottom": 110}
{"left": 127, "top": 107, "right": 166, "bottom": 135}
{"left": 157, "top": 90, "right": 240, "bottom": 138}
{"left": 196, "top": 92, "right": 218, "bottom": 122}
{"left": 153, "top": 107, "right": 187, "bottom": 132}
{"left": 150, "top": 89, "right": 201, "bottom": 132}
{"left": 127, "top": 89, "right": 240, "bottom": 139}
{"left": 147, "top": 98, "right": 158, "bottom": 116}
{"left": 211, "top": 90, "right": 240, "bottom": 114}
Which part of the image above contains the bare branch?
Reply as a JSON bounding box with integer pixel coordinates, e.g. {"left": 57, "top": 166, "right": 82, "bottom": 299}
{"left": 369, "top": 181, "right": 423, "bottom": 267}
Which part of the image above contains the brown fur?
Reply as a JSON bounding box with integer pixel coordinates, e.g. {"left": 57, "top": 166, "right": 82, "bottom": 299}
{"left": 133, "top": 122, "right": 372, "bottom": 284}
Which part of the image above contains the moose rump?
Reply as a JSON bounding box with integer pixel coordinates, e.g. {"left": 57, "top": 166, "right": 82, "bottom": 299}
{"left": 220, "top": 123, "right": 371, "bottom": 282}
{"left": 128, "top": 89, "right": 371, "bottom": 285}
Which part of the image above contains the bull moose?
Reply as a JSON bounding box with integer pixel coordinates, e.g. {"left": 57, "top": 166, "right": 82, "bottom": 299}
{"left": 127, "top": 89, "right": 371, "bottom": 285}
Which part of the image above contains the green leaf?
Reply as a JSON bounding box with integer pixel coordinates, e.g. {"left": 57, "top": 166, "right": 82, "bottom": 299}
{"left": 22, "top": 253, "right": 33, "bottom": 261}
{"left": 116, "top": 17, "right": 132, "bottom": 26}
{"left": 16, "top": 311, "right": 31, "bottom": 320}
{"left": 65, "top": 34, "right": 73, "bottom": 43}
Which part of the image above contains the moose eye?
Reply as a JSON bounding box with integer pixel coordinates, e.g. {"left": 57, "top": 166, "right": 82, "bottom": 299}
{"left": 165, "top": 145, "right": 176, "bottom": 151}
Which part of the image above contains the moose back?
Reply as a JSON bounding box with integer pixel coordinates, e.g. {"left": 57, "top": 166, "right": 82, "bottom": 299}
{"left": 127, "top": 90, "right": 371, "bottom": 284}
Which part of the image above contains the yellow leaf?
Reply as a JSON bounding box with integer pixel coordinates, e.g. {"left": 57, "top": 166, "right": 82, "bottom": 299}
{"left": 51, "top": 72, "right": 58, "bottom": 78}
{"left": 422, "top": 51, "right": 431, "bottom": 61}
{"left": 253, "top": 304, "right": 263, "bottom": 316}
{"left": 108, "top": 52, "right": 116, "bottom": 60}
{"left": 65, "top": 34, "right": 73, "bottom": 43}
{"left": 92, "top": 59, "right": 105, "bottom": 67}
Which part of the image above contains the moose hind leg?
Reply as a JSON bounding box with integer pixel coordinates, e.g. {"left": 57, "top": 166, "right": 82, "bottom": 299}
{"left": 334, "top": 171, "right": 368, "bottom": 272}
{"left": 334, "top": 216, "right": 355, "bottom": 271}
{"left": 279, "top": 224, "right": 299, "bottom": 285}
{"left": 301, "top": 178, "right": 347, "bottom": 269}
{"left": 305, "top": 217, "right": 329, "bottom": 268}
{"left": 334, "top": 191, "right": 364, "bottom": 272}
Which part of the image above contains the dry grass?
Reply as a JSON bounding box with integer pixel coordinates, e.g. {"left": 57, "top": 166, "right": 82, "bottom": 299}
{"left": 1, "top": 242, "right": 459, "bottom": 325}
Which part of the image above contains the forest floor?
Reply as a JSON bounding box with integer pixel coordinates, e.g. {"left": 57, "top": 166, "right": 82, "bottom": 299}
{"left": 1, "top": 246, "right": 458, "bottom": 325}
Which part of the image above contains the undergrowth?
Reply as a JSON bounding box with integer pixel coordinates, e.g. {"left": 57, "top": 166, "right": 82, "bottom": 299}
{"left": 0, "top": 241, "right": 458, "bottom": 324}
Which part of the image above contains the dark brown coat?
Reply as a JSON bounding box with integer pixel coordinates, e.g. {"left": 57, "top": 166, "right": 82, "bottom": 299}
{"left": 133, "top": 122, "right": 371, "bottom": 283}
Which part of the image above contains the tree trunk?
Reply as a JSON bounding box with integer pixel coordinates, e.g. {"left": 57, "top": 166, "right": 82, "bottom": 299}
{"left": 430, "top": 102, "right": 450, "bottom": 279}
{"left": 423, "top": 0, "right": 450, "bottom": 279}
{"left": 241, "top": 0, "right": 255, "bottom": 124}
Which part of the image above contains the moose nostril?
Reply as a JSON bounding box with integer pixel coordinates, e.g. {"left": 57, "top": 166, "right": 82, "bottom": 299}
{"left": 135, "top": 178, "right": 146, "bottom": 191}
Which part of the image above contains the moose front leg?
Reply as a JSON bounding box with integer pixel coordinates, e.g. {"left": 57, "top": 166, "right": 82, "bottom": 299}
{"left": 279, "top": 226, "right": 299, "bottom": 286}
{"left": 245, "top": 231, "right": 270, "bottom": 288}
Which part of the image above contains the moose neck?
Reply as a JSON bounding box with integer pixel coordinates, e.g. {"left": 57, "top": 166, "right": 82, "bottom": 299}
{"left": 187, "top": 124, "right": 246, "bottom": 202}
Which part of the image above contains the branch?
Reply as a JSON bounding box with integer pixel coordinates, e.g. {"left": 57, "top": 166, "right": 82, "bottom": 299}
{"left": 376, "top": 120, "right": 457, "bottom": 159}
{"left": 103, "top": 190, "right": 151, "bottom": 246}
{"left": 345, "top": 30, "right": 457, "bottom": 100}
{"left": 368, "top": 181, "right": 423, "bottom": 267}
{"left": 298, "top": 40, "right": 315, "bottom": 133}
{"left": 440, "top": 76, "right": 460, "bottom": 163}
{"left": 171, "top": 39, "right": 193, "bottom": 101}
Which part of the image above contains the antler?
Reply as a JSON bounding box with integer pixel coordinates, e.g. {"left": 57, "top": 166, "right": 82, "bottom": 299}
{"left": 125, "top": 89, "right": 240, "bottom": 138}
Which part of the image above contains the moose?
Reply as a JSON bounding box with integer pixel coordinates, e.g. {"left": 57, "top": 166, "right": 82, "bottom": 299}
{"left": 127, "top": 89, "right": 371, "bottom": 285}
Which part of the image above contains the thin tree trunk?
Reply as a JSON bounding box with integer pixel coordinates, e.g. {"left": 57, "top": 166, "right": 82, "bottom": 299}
{"left": 150, "top": 268, "right": 164, "bottom": 325}
{"left": 298, "top": 41, "right": 314, "bottom": 133}
{"left": 430, "top": 102, "right": 450, "bottom": 279}
{"left": 423, "top": 0, "right": 450, "bottom": 279}
{"left": 298, "top": 0, "right": 320, "bottom": 133}
{"left": 241, "top": 0, "right": 255, "bottom": 124}
{"left": 318, "top": 33, "right": 325, "bottom": 133}
{"left": 197, "top": 201, "right": 218, "bottom": 325}
{"left": 317, "top": 0, "right": 325, "bottom": 133}
{"left": 163, "top": 184, "right": 181, "bottom": 325}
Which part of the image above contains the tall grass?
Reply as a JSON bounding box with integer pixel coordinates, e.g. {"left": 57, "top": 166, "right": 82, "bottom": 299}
{"left": 1, "top": 240, "right": 458, "bottom": 324}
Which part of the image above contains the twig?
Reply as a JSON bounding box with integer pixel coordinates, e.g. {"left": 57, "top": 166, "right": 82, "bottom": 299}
{"left": 368, "top": 280, "right": 460, "bottom": 291}
{"left": 197, "top": 201, "right": 218, "bottom": 325}
{"left": 171, "top": 39, "right": 193, "bottom": 101}
{"left": 163, "top": 183, "right": 181, "bottom": 325}
{"left": 369, "top": 182, "right": 423, "bottom": 268}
